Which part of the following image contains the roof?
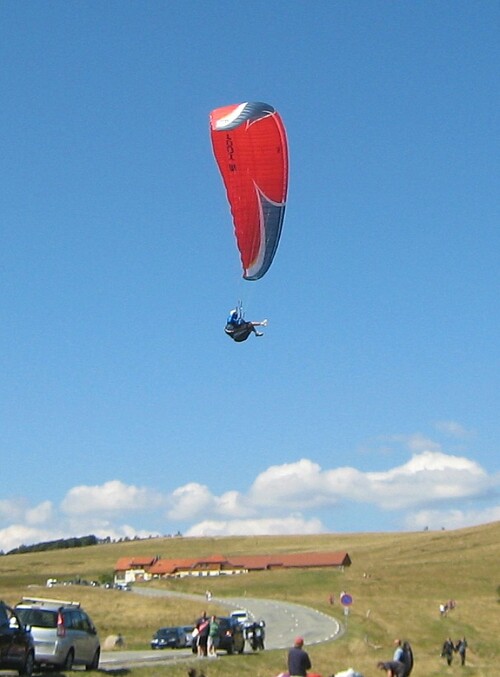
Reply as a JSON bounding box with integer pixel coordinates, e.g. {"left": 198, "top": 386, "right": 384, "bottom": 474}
{"left": 114, "top": 556, "right": 158, "bottom": 572}
{"left": 196, "top": 553, "right": 230, "bottom": 564}
{"left": 17, "top": 596, "right": 81, "bottom": 609}
{"left": 148, "top": 554, "right": 247, "bottom": 575}
{"left": 115, "top": 551, "right": 351, "bottom": 574}
{"left": 279, "top": 551, "right": 351, "bottom": 568}
{"left": 149, "top": 558, "right": 199, "bottom": 575}
{"left": 232, "top": 551, "right": 351, "bottom": 570}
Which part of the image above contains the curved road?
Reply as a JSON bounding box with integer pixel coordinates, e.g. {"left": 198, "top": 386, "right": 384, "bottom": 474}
{"left": 100, "top": 588, "right": 342, "bottom": 670}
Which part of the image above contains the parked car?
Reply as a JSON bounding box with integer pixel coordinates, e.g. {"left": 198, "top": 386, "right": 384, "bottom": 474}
{"left": 230, "top": 609, "right": 250, "bottom": 626}
{"left": 15, "top": 596, "right": 100, "bottom": 671}
{"left": 0, "top": 601, "right": 35, "bottom": 676}
{"left": 192, "top": 616, "right": 245, "bottom": 655}
{"left": 151, "top": 626, "right": 191, "bottom": 649}
{"left": 181, "top": 625, "right": 194, "bottom": 648}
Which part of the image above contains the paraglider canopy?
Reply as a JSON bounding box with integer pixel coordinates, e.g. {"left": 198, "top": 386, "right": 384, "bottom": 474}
{"left": 210, "top": 102, "right": 289, "bottom": 281}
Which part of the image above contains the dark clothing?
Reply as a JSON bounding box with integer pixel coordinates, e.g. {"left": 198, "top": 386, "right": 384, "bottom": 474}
{"left": 196, "top": 617, "right": 209, "bottom": 637}
{"left": 245, "top": 622, "right": 265, "bottom": 650}
{"left": 441, "top": 639, "right": 454, "bottom": 666}
{"left": 456, "top": 639, "right": 467, "bottom": 665}
{"left": 195, "top": 616, "right": 209, "bottom": 653}
{"left": 288, "top": 646, "right": 311, "bottom": 677}
{"left": 225, "top": 321, "right": 257, "bottom": 342}
{"left": 380, "top": 661, "right": 406, "bottom": 677}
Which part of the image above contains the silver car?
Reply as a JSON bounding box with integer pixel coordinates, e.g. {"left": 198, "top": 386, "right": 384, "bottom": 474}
{"left": 15, "top": 596, "right": 100, "bottom": 671}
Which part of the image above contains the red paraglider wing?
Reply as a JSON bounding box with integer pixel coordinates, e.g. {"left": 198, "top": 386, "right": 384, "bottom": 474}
{"left": 210, "top": 102, "right": 288, "bottom": 280}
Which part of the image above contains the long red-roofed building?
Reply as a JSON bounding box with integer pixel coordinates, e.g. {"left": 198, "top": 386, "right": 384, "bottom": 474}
{"left": 114, "top": 551, "right": 351, "bottom": 584}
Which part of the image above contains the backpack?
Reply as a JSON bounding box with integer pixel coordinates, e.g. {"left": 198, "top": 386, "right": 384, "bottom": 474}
{"left": 402, "top": 641, "right": 414, "bottom": 677}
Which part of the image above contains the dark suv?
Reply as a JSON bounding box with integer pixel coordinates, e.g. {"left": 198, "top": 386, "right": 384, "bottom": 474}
{"left": 192, "top": 617, "right": 245, "bottom": 655}
{"left": 219, "top": 617, "right": 245, "bottom": 654}
{"left": 0, "top": 601, "right": 35, "bottom": 676}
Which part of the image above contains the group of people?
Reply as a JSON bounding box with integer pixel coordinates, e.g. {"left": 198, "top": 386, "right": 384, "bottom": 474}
{"left": 376, "top": 638, "right": 413, "bottom": 677}
{"left": 192, "top": 620, "right": 469, "bottom": 675}
{"left": 193, "top": 612, "right": 219, "bottom": 658}
{"left": 281, "top": 636, "right": 414, "bottom": 677}
{"left": 441, "top": 637, "right": 468, "bottom": 666}
{"left": 439, "top": 599, "right": 457, "bottom": 616}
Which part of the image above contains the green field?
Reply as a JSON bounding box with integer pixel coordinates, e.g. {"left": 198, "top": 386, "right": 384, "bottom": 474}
{"left": 1, "top": 521, "right": 498, "bottom": 677}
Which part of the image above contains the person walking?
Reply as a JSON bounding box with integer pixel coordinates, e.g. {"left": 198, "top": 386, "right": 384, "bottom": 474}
{"left": 455, "top": 637, "right": 468, "bottom": 666}
{"left": 288, "top": 636, "right": 312, "bottom": 677}
{"left": 441, "top": 637, "right": 454, "bottom": 666}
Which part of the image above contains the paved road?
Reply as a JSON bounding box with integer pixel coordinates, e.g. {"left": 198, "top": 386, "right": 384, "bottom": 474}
{"left": 99, "top": 588, "right": 342, "bottom": 670}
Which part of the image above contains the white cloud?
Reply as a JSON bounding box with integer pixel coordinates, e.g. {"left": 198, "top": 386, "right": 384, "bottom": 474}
{"left": 185, "top": 515, "right": 325, "bottom": 537}
{"left": 26, "top": 501, "right": 54, "bottom": 525}
{"left": 61, "top": 480, "right": 164, "bottom": 515}
{"left": 0, "top": 525, "right": 65, "bottom": 553}
{"left": 63, "top": 514, "right": 159, "bottom": 540}
{"left": 405, "top": 433, "right": 442, "bottom": 453}
{"left": 0, "top": 432, "right": 498, "bottom": 552}
{"left": 167, "top": 482, "right": 215, "bottom": 520}
{"left": 249, "top": 459, "right": 346, "bottom": 508}
{"left": 435, "top": 420, "right": 472, "bottom": 438}
{"left": 0, "top": 498, "right": 31, "bottom": 525}
{"left": 214, "top": 491, "right": 253, "bottom": 518}
{"left": 245, "top": 451, "right": 495, "bottom": 512}
{"left": 363, "top": 451, "right": 492, "bottom": 509}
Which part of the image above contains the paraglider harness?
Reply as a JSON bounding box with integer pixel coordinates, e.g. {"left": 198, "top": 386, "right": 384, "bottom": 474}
{"left": 224, "top": 303, "right": 254, "bottom": 342}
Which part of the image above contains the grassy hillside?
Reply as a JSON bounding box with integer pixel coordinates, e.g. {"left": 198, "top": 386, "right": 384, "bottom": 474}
{"left": 0, "top": 521, "right": 498, "bottom": 677}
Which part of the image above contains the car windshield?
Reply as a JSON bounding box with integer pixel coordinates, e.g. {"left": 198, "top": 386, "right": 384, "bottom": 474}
{"left": 156, "top": 628, "right": 177, "bottom": 638}
{"left": 16, "top": 608, "right": 57, "bottom": 628}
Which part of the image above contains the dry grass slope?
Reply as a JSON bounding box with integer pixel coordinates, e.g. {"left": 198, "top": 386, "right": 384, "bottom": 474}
{"left": 0, "top": 521, "right": 498, "bottom": 677}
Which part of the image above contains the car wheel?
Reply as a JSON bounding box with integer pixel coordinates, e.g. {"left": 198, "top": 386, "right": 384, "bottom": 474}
{"left": 85, "top": 648, "right": 100, "bottom": 671}
{"left": 19, "top": 651, "right": 34, "bottom": 677}
{"left": 63, "top": 649, "right": 74, "bottom": 671}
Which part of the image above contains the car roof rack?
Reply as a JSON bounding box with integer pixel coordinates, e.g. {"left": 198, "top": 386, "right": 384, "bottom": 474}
{"left": 20, "top": 596, "right": 80, "bottom": 608}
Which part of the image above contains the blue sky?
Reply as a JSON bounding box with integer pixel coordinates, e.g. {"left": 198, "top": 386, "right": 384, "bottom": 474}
{"left": 1, "top": 1, "right": 499, "bottom": 552}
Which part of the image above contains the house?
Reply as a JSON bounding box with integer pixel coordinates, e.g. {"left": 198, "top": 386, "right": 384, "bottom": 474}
{"left": 113, "top": 556, "right": 158, "bottom": 585}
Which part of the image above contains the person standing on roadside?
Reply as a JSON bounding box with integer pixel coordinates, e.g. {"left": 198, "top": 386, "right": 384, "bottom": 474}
{"left": 207, "top": 615, "right": 219, "bottom": 657}
{"left": 288, "top": 636, "right": 312, "bottom": 677}
{"left": 195, "top": 611, "right": 209, "bottom": 657}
